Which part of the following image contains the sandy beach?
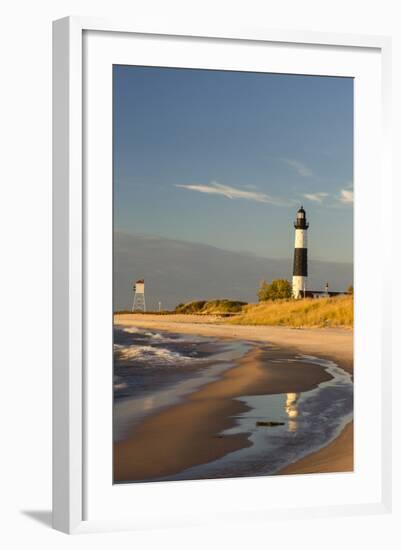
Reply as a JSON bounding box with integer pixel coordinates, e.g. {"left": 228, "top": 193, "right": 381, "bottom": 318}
{"left": 114, "top": 313, "right": 353, "bottom": 481}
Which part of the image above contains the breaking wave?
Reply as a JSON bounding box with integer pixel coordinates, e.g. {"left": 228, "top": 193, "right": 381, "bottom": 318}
{"left": 121, "top": 327, "right": 207, "bottom": 344}
{"left": 114, "top": 343, "right": 205, "bottom": 366}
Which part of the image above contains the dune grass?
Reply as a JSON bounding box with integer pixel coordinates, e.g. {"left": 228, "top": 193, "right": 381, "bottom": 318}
{"left": 175, "top": 299, "right": 247, "bottom": 315}
{"left": 228, "top": 295, "right": 353, "bottom": 328}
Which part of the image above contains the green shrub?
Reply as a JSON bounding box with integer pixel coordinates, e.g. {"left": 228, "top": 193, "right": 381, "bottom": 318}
{"left": 175, "top": 299, "right": 247, "bottom": 314}
{"left": 258, "top": 279, "right": 292, "bottom": 301}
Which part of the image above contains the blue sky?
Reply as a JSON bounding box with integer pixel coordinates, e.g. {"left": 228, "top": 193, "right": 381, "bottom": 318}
{"left": 113, "top": 66, "right": 353, "bottom": 263}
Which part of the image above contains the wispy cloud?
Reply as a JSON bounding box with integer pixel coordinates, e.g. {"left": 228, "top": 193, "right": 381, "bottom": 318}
{"left": 339, "top": 189, "right": 354, "bottom": 204}
{"left": 175, "top": 181, "right": 289, "bottom": 206}
{"left": 282, "top": 158, "right": 313, "bottom": 177}
{"left": 303, "top": 192, "right": 328, "bottom": 203}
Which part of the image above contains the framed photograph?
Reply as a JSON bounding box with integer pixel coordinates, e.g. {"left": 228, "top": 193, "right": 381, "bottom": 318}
{"left": 52, "top": 17, "right": 392, "bottom": 534}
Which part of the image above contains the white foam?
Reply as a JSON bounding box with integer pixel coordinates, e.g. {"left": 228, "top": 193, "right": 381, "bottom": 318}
{"left": 114, "top": 382, "right": 128, "bottom": 390}
{"left": 121, "top": 326, "right": 209, "bottom": 344}
{"left": 114, "top": 343, "right": 204, "bottom": 365}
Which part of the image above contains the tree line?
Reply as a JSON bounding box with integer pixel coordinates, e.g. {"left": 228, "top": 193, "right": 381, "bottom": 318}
{"left": 258, "top": 279, "right": 354, "bottom": 301}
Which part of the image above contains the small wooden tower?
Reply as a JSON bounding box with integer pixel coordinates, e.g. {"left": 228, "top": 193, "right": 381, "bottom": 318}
{"left": 132, "top": 279, "right": 146, "bottom": 312}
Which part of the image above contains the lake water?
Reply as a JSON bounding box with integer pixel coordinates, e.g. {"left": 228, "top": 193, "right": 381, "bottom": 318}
{"left": 113, "top": 326, "right": 353, "bottom": 480}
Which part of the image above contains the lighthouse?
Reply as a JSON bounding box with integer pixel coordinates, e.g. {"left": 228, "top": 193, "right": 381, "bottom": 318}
{"left": 292, "top": 206, "right": 309, "bottom": 299}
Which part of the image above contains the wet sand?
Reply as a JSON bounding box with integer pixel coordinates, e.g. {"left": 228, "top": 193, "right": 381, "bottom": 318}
{"left": 279, "top": 421, "right": 353, "bottom": 475}
{"left": 114, "top": 314, "right": 353, "bottom": 481}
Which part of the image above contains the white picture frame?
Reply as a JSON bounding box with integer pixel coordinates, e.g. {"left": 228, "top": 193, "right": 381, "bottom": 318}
{"left": 52, "top": 16, "right": 392, "bottom": 534}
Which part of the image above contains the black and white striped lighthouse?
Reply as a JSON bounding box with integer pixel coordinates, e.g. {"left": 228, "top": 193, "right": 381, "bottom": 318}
{"left": 292, "top": 206, "right": 309, "bottom": 298}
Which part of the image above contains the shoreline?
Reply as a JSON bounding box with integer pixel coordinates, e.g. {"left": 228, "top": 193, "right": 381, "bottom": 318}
{"left": 114, "top": 314, "right": 353, "bottom": 375}
{"left": 114, "top": 315, "right": 353, "bottom": 481}
{"left": 279, "top": 421, "right": 353, "bottom": 475}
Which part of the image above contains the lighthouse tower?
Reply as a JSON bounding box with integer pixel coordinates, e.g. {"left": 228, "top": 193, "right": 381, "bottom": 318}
{"left": 292, "top": 206, "right": 309, "bottom": 299}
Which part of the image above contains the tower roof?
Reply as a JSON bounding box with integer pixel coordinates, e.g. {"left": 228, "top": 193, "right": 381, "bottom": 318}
{"left": 298, "top": 205, "right": 305, "bottom": 214}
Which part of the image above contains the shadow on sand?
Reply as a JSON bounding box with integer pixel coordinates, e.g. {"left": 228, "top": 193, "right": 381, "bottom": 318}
{"left": 21, "top": 510, "right": 52, "bottom": 528}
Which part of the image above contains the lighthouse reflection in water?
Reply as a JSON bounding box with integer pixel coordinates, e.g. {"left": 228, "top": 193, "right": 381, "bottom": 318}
{"left": 286, "top": 392, "right": 299, "bottom": 432}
